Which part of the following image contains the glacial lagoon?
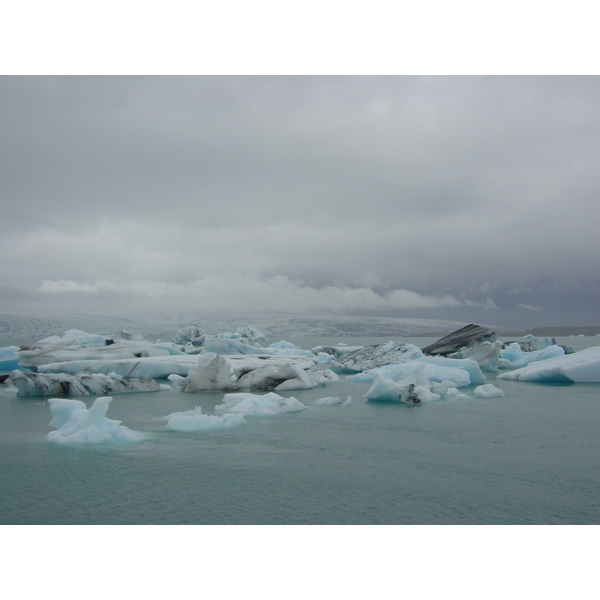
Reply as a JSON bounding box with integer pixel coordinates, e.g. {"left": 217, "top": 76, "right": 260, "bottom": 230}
{"left": 1, "top": 335, "right": 599, "bottom": 525}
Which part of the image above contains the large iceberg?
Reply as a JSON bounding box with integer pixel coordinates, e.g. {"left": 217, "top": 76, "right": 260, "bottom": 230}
{"left": 39, "top": 354, "right": 200, "bottom": 379}
{"left": 347, "top": 356, "right": 486, "bottom": 387}
{"left": 178, "top": 353, "right": 338, "bottom": 392}
{"left": 497, "top": 346, "right": 600, "bottom": 383}
{"left": 46, "top": 396, "right": 144, "bottom": 444}
{"left": 364, "top": 363, "right": 468, "bottom": 404}
{"left": 19, "top": 330, "right": 186, "bottom": 370}
{"left": 7, "top": 370, "right": 161, "bottom": 396}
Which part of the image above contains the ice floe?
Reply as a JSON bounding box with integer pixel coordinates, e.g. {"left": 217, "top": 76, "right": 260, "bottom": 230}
{"left": 46, "top": 396, "right": 144, "bottom": 444}
{"left": 215, "top": 392, "right": 308, "bottom": 416}
{"left": 165, "top": 407, "right": 246, "bottom": 432}
{"left": 473, "top": 384, "right": 506, "bottom": 398}
{"left": 497, "top": 346, "right": 600, "bottom": 383}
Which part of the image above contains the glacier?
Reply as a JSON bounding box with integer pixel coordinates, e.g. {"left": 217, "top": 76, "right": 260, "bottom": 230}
{"left": 45, "top": 396, "right": 144, "bottom": 444}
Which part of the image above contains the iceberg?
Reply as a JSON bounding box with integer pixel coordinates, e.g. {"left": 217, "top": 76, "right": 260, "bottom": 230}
{"left": 203, "top": 337, "right": 314, "bottom": 358}
{"left": 332, "top": 341, "right": 424, "bottom": 372}
{"left": 165, "top": 406, "right": 246, "bottom": 432}
{"left": 313, "top": 396, "right": 344, "bottom": 405}
{"left": 422, "top": 324, "right": 497, "bottom": 356}
{"left": 497, "top": 346, "right": 600, "bottom": 383}
{"left": 498, "top": 343, "right": 565, "bottom": 369}
{"left": 347, "top": 356, "right": 485, "bottom": 388}
{"left": 19, "top": 335, "right": 186, "bottom": 370}
{"left": 215, "top": 392, "right": 307, "bottom": 416}
{"left": 184, "top": 354, "right": 237, "bottom": 392}
{"left": 364, "top": 364, "right": 449, "bottom": 404}
{"left": 7, "top": 370, "right": 160, "bottom": 396}
{"left": 38, "top": 354, "right": 200, "bottom": 379}
{"left": 170, "top": 352, "right": 339, "bottom": 392}
{"left": 446, "top": 341, "right": 503, "bottom": 372}
{"left": 46, "top": 396, "right": 144, "bottom": 444}
{"left": 473, "top": 384, "right": 506, "bottom": 398}
{"left": 0, "top": 346, "right": 20, "bottom": 373}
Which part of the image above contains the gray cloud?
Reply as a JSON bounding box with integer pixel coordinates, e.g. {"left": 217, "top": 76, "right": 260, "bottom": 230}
{"left": 1, "top": 76, "right": 599, "bottom": 329}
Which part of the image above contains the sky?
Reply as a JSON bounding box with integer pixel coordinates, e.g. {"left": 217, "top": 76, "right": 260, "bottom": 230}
{"left": 1, "top": 75, "right": 599, "bottom": 329}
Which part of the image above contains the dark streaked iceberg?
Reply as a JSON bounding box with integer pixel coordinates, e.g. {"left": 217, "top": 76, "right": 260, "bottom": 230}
{"left": 422, "top": 324, "right": 497, "bottom": 356}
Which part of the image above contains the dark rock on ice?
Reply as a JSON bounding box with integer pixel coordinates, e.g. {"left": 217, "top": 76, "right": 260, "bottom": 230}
{"left": 422, "top": 324, "right": 497, "bottom": 356}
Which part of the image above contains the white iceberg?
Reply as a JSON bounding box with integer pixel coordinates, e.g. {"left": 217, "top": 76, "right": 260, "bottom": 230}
{"left": 497, "top": 346, "right": 600, "bottom": 383}
{"left": 346, "top": 356, "right": 483, "bottom": 388}
{"left": 473, "top": 384, "right": 506, "bottom": 398}
{"left": 20, "top": 335, "right": 186, "bottom": 370}
{"left": 7, "top": 370, "right": 160, "bottom": 396}
{"left": 165, "top": 407, "right": 246, "bottom": 432}
{"left": 498, "top": 343, "right": 565, "bottom": 369}
{"left": 313, "top": 396, "right": 343, "bottom": 405}
{"left": 364, "top": 363, "right": 471, "bottom": 404}
{"left": 46, "top": 396, "right": 144, "bottom": 444}
{"left": 215, "top": 392, "right": 307, "bottom": 416}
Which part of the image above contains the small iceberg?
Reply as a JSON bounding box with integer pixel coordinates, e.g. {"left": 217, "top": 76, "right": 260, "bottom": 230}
{"left": 46, "top": 396, "right": 144, "bottom": 444}
{"left": 165, "top": 407, "right": 246, "bottom": 432}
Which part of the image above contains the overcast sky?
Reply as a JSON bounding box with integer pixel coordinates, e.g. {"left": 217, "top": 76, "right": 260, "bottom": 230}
{"left": 1, "top": 76, "right": 599, "bottom": 328}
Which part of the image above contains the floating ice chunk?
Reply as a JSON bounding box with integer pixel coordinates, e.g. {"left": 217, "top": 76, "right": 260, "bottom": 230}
{"left": 448, "top": 341, "right": 503, "bottom": 372}
{"left": 497, "top": 346, "right": 600, "bottom": 383}
{"left": 185, "top": 354, "right": 237, "bottom": 392}
{"left": 165, "top": 406, "right": 246, "bottom": 432}
{"left": 347, "top": 360, "right": 475, "bottom": 388}
{"left": 39, "top": 354, "right": 200, "bottom": 379}
{"left": 474, "top": 384, "right": 506, "bottom": 398}
{"left": 415, "top": 356, "right": 486, "bottom": 385}
{"left": 20, "top": 339, "right": 186, "bottom": 370}
{"left": 0, "top": 346, "right": 20, "bottom": 372}
{"left": 365, "top": 364, "right": 464, "bottom": 404}
{"left": 8, "top": 370, "right": 160, "bottom": 396}
{"left": 313, "top": 396, "right": 343, "bottom": 405}
{"left": 422, "top": 324, "right": 497, "bottom": 355}
{"left": 342, "top": 396, "right": 353, "bottom": 406}
{"left": 498, "top": 343, "right": 565, "bottom": 369}
{"left": 46, "top": 396, "right": 144, "bottom": 444}
{"left": 215, "top": 392, "right": 307, "bottom": 416}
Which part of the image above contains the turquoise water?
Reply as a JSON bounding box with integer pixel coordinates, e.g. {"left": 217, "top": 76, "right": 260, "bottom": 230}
{"left": 1, "top": 336, "right": 599, "bottom": 524}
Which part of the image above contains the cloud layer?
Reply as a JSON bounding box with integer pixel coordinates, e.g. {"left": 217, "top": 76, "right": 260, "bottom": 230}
{"left": 1, "top": 76, "right": 599, "bottom": 328}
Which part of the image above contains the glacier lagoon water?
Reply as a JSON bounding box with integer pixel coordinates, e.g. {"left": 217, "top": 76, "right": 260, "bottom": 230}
{"left": 1, "top": 336, "right": 599, "bottom": 525}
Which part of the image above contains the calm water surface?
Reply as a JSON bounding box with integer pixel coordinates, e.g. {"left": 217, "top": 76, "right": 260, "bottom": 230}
{"left": 1, "top": 336, "right": 598, "bottom": 524}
